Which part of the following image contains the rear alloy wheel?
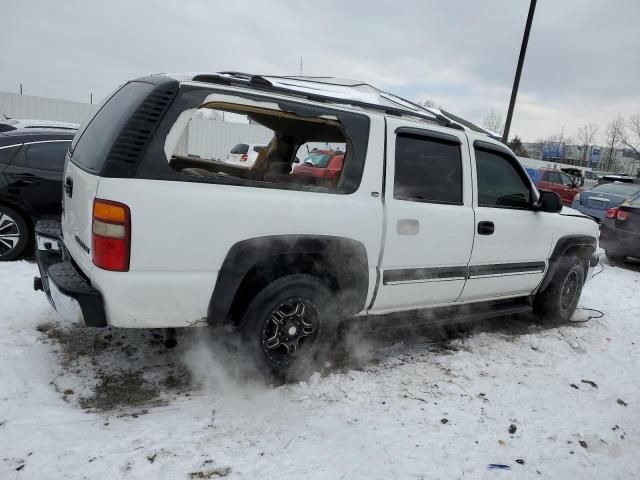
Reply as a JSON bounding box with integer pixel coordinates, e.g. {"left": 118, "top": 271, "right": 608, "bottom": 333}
{"left": 533, "top": 256, "right": 585, "bottom": 323}
{"left": 0, "top": 206, "right": 29, "bottom": 261}
{"left": 240, "top": 274, "right": 332, "bottom": 381}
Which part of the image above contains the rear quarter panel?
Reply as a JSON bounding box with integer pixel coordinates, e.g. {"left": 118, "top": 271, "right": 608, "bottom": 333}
{"left": 90, "top": 116, "right": 385, "bottom": 328}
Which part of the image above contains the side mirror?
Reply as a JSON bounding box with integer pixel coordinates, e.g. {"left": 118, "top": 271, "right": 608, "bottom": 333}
{"left": 535, "top": 191, "right": 563, "bottom": 213}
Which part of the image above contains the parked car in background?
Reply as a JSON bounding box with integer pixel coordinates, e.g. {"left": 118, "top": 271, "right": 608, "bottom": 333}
{"left": 291, "top": 149, "right": 344, "bottom": 180}
{"left": 225, "top": 143, "right": 266, "bottom": 167}
{"left": 0, "top": 127, "right": 75, "bottom": 260}
{"left": 526, "top": 167, "right": 584, "bottom": 206}
{"left": 571, "top": 182, "right": 640, "bottom": 223}
{"left": 583, "top": 170, "right": 601, "bottom": 189}
{"left": 596, "top": 174, "right": 638, "bottom": 186}
{"left": 600, "top": 194, "right": 640, "bottom": 262}
{"left": 560, "top": 167, "right": 585, "bottom": 187}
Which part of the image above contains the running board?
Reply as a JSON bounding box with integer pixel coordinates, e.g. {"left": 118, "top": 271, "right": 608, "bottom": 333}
{"left": 363, "top": 298, "right": 532, "bottom": 331}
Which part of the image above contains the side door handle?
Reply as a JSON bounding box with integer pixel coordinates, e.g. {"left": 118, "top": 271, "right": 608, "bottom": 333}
{"left": 64, "top": 176, "right": 73, "bottom": 198}
{"left": 477, "top": 221, "right": 494, "bottom": 235}
{"left": 397, "top": 219, "right": 420, "bottom": 235}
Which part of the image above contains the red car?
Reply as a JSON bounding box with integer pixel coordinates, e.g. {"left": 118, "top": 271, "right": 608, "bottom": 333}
{"left": 292, "top": 150, "right": 344, "bottom": 180}
{"left": 526, "top": 167, "right": 584, "bottom": 206}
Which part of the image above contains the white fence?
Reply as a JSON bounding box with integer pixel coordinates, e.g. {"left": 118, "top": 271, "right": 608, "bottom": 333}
{"left": 0, "top": 92, "right": 96, "bottom": 124}
{"left": 180, "top": 119, "right": 273, "bottom": 160}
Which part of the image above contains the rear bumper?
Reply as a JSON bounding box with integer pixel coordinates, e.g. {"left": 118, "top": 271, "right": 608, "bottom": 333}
{"left": 34, "top": 220, "right": 107, "bottom": 327}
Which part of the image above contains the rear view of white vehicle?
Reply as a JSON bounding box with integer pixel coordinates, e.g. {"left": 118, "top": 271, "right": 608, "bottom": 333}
{"left": 225, "top": 143, "right": 265, "bottom": 167}
{"left": 34, "top": 72, "right": 599, "bottom": 381}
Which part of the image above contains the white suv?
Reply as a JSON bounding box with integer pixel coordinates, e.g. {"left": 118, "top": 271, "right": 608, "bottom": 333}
{"left": 34, "top": 72, "right": 599, "bottom": 379}
{"left": 225, "top": 143, "right": 265, "bottom": 168}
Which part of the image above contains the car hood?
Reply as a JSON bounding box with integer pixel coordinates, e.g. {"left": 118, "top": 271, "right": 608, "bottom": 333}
{"left": 560, "top": 206, "right": 589, "bottom": 218}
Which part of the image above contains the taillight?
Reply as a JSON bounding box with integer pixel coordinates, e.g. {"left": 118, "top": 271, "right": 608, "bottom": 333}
{"left": 606, "top": 207, "right": 618, "bottom": 219}
{"left": 617, "top": 210, "right": 629, "bottom": 221}
{"left": 92, "top": 199, "right": 131, "bottom": 271}
{"left": 240, "top": 153, "right": 248, "bottom": 162}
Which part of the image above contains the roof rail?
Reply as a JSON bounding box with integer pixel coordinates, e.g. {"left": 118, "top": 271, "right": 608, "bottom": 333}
{"left": 190, "top": 72, "right": 463, "bottom": 130}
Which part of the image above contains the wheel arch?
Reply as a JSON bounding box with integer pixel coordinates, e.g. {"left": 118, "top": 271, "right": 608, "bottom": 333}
{"left": 537, "top": 234, "right": 597, "bottom": 293}
{"left": 0, "top": 198, "right": 34, "bottom": 227}
{"left": 207, "top": 235, "right": 370, "bottom": 325}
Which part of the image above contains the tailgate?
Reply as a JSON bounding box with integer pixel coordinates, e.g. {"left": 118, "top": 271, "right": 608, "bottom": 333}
{"left": 62, "top": 160, "right": 100, "bottom": 276}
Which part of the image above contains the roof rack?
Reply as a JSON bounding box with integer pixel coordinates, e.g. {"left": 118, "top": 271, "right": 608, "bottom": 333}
{"left": 190, "top": 72, "right": 464, "bottom": 131}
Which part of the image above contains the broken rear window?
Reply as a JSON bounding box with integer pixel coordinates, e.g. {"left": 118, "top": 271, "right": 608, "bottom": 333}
{"left": 156, "top": 89, "right": 370, "bottom": 194}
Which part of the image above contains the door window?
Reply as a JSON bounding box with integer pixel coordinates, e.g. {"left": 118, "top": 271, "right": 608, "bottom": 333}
{"left": 475, "top": 148, "right": 532, "bottom": 209}
{"left": 546, "top": 171, "right": 562, "bottom": 184}
{"left": 23, "top": 141, "right": 70, "bottom": 171}
{"left": 394, "top": 134, "right": 463, "bottom": 205}
{"left": 560, "top": 173, "right": 575, "bottom": 187}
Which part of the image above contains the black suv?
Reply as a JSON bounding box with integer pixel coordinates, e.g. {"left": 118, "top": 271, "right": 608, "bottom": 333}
{"left": 0, "top": 127, "right": 75, "bottom": 260}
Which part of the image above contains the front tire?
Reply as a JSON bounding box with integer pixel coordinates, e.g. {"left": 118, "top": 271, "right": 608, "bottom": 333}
{"left": 533, "top": 256, "right": 585, "bottom": 323}
{"left": 239, "top": 274, "right": 334, "bottom": 381}
{"left": 0, "top": 206, "right": 29, "bottom": 261}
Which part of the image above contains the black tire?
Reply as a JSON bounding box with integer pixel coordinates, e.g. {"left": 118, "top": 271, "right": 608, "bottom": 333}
{"left": 0, "top": 205, "right": 30, "bottom": 261}
{"left": 605, "top": 251, "right": 625, "bottom": 263}
{"left": 239, "top": 274, "right": 334, "bottom": 381}
{"left": 533, "top": 256, "right": 585, "bottom": 323}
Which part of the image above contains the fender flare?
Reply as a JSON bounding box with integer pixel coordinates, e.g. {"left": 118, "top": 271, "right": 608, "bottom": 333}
{"left": 537, "top": 234, "right": 597, "bottom": 293}
{"left": 207, "top": 235, "right": 369, "bottom": 324}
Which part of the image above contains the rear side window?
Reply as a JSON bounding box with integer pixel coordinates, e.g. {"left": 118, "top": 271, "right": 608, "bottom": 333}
{"left": 24, "top": 141, "right": 70, "bottom": 171}
{"left": 230, "top": 143, "right": 249, "bottom": 154}
{"left": 394, "top": 134, "right": 463, "bottom": 205}
{"left": 71, "top": 81, "right": 155, "bottom": 173}
{"left": 0, "top": 145, "right": 19, "bottom": 164}
{"left": 475, "top": 148, "right": 531, "bottom": 209}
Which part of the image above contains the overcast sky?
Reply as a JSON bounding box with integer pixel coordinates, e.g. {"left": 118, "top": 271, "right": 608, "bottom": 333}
{"left": 1, "top": 0, "right": 638, "bottom": 141}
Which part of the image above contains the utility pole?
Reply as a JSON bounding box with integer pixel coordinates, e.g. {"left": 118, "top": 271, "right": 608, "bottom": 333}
{"left": 19, "top": 83, "right": 23, "bottom": 95}
{"left": 90, "top": 92, "right": 93, "bottom": 104}
{"left": 503, "top": 0, "right": 537, "bottom": 143}
{"left": 299, "top": 56, "right": 303, "bottom": 76}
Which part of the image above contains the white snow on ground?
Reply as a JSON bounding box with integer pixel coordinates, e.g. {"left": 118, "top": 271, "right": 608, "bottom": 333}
{"left": 1, "top": 259, "right": 638, "bottom": 479}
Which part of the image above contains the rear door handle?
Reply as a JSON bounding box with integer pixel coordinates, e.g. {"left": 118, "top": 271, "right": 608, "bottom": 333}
{"left": 64, "top": 176, "right": 73, "bottom": 198}
{"left": 477, "top": 221, "right": 494, "bottom": 235}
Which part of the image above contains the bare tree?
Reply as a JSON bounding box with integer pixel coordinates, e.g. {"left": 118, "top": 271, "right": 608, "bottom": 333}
{"left": 576, "top": 122, "right": 599, "bottom": 166}
{"left": 617, "top": 115, "right": 640, "bottom": 175}
{"left": 482, "top": 109, "right": 504, "bottom": 136}
{"left": 620, "top": 114, "right": 640, "bottom": 159}
{"left": 422, "top": 99, "right": 437, "bottom": 109}
{"left": 601, "top": 115, "right": 625, "bottom": 172}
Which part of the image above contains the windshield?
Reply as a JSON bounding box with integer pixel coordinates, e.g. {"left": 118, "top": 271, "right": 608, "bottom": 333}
{"left": 592, "top": 182, "right": 640, "bottom": 196}
{"left": 302, "top": 152, "right": 332, "bottom": 168}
